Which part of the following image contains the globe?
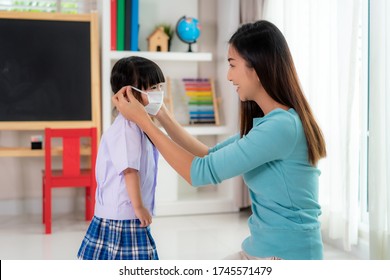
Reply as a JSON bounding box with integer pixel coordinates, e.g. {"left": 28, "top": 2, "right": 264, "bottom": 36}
{"left": 176, "top": 16, "right": 201, "bottom": 52}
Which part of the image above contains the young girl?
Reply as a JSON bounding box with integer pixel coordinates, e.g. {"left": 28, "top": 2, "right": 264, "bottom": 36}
{"left": 77, "top": 56, "right": 165, "bottom": 260}
{"left": 113, "top": 20, "right": 327, "bottom": 260}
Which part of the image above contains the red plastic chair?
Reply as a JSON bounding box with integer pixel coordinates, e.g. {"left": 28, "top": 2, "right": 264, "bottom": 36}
{"left": 42, "top": 127, "right": 97, "bottom": 234}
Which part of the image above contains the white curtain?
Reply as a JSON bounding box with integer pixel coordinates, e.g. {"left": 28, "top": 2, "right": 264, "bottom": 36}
{"left": 263, "top": 0, "right": 362, "bottom": 251}
{"left": 240, "top": 0, "right": 264, "bottom": 24}
{"left": 369, "top": 0, "right": 390, "bottom": 260}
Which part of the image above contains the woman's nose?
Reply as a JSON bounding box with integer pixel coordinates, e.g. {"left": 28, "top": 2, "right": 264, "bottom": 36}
{"left": 227, "top": 70, "right": 232, "bottom": 82}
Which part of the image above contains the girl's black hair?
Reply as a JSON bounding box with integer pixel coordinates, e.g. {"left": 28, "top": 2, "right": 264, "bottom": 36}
{"left": 110, "top": 56, "right": 165, "bottom": 145}
{"left": 110, "top": 56, "right": 165, "bottom": 98}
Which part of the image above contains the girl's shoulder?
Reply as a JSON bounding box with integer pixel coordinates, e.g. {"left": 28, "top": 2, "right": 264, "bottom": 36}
{"left": 102, "top": 114, "right": 143, "bottom": 144}
{"left": 112, "top": 113, "right": 142, "bottom": 132}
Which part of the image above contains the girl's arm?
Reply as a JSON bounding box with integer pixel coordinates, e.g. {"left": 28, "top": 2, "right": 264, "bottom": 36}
{"left": 113, "top": 87, "right": 194, "bottom": 184}
{"left": 123, "top": 168, "right": 152, "bottom": 227}
{"left": 155, "top": 105, "right": 209, "bottom": 157}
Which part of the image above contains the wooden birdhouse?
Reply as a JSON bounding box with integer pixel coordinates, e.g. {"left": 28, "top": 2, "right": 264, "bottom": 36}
{"left": 147, "top": 26, "right": 169, "bottom": 52}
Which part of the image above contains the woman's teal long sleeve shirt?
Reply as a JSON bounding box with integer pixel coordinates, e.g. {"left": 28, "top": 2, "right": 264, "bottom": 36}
{"left": 190, "top": 108, "right": 323, "bottom": 260}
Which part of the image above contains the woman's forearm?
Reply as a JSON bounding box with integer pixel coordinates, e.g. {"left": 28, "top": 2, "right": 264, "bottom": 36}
{"left": 141, "top": 116, "right": 194, "bottom": 184}
{"left": 156, "top": 106, "right": 209, "bottom": 157}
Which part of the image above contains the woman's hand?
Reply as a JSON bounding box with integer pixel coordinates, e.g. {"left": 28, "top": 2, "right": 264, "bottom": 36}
{"left": 112, "top": 86, "right": 150, "bottom": 127}
{"left": 154, "top": 102, "right": 169, "bottom": 121}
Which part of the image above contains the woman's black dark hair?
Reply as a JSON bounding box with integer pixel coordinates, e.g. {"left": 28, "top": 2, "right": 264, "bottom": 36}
{"left": 229, "top": 20, "right": 326, "bottom": 165}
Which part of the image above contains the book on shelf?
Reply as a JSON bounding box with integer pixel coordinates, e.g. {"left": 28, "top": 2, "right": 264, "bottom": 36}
{"left": 112, "top": 0, "right": 139, "bottom": 51}
{"left": 110, "top": 0, "right": 117, "bottom": 50}
{"left": 130, "top": 0, "right": 139, "bottom": 51}
{"left": 116, "top": 0, "right": 125, "bottom": 51}
{"left": 124, "top": 0, "right": 132, "bottom": 50}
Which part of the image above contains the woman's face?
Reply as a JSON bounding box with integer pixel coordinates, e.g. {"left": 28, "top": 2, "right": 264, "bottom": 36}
{"left": 227, "top": 46, "right": 261, "bottom": 102}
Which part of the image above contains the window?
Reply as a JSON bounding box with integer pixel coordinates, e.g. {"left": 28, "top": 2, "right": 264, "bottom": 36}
{"left": 0, "top": 0, "right": 97, "bottom": 13}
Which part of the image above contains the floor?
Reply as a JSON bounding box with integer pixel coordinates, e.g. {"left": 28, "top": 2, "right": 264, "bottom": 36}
{"left": 0, "top": 209, "right": 359, "bottom": 260}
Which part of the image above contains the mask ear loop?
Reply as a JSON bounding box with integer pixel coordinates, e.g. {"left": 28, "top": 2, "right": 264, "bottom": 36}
{"left": 129, "top": 86, "right": 150, "bottom": 106}
{"left": 129, "top": 86, "right": 148, "bottom": 95}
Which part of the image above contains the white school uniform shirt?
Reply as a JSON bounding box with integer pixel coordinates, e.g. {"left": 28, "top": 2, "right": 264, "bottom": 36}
{"left": 94, "top": 113, "right": 159, "bottom": 220}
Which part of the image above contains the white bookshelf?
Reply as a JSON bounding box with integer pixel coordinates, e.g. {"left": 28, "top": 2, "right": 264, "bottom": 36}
{"left": 100, "top": 0, "right": 240, "bottom": 216}
{"left": 109, "top": 50, "right": 212, "bottom": 62}
{"left": 181, "top": 125, "right": 230, "bottom": 135}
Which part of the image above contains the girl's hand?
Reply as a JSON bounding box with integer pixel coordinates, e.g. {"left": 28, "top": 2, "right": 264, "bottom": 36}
{"left": 134, "top": 206, "right": 152, "bottom": 227}
{"left": 112, "top": 86, "right": 150, "bottom": 126}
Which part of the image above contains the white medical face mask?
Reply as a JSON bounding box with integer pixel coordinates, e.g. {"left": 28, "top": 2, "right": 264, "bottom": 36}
{"left": 130, "top": 86, "right": 164, "bottom": 116}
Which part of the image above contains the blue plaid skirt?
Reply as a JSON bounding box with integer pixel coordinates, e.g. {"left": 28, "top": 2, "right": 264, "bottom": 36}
{"left": 77, "top": 216, "right": 159, "bottom": 260}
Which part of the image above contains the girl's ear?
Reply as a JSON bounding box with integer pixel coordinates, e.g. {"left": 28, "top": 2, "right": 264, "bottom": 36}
{"left": 131, "top": 88, "right": 149, "bottom": 106}
{"left": 130, "top": 88, "right": 145, "bottom": 105}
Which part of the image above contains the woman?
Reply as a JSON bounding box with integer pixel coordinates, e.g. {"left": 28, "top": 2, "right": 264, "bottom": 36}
{"left": 112, "top": 20, "right": 327, "bottom": 260}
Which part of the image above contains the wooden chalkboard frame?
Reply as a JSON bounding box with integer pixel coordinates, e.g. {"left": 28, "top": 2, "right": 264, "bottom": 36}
{"left": 0, "top": 12, "right": 101, "bottom": 132}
